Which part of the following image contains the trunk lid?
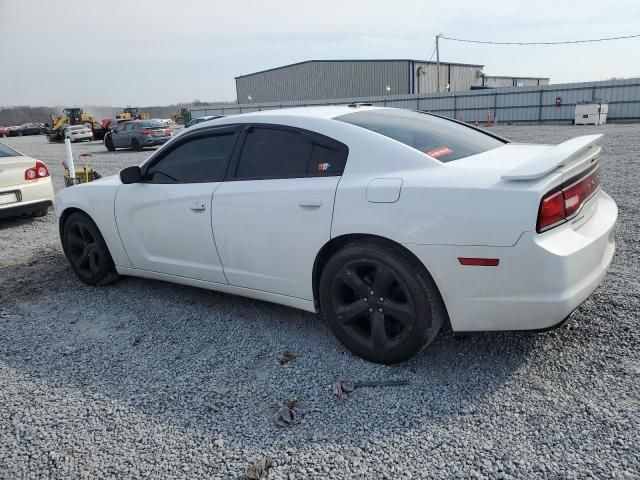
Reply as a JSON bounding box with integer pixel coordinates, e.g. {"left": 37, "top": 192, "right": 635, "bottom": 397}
{"left": 445, "top": 135, "right": 604, "bottom": 235}
{"left": 449, "top": 135, "right": 601, "bottom": 188}
{"left": 0, "top": 156, "right": 36, "bottom": 188}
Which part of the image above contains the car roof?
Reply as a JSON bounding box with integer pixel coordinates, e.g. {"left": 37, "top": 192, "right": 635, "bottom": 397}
{"left": 127, "top": 119, "right": 161, "bottom": 124}
{"left": 222, "top": 105, "right": 384, "bottom": 121}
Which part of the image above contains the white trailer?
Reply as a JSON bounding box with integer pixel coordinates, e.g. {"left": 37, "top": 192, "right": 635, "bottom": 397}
{"left": 575, "top": 102, "right": 608, "bottom": 125}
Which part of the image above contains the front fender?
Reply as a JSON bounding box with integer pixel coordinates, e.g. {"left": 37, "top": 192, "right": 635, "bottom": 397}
{"left": 55, "top": 178, "right": 131, "bottom": 268}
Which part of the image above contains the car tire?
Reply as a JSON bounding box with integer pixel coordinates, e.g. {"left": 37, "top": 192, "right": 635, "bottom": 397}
{"left": 319, "top": 239, "right": 445, "bottom": 364}
{"left": 62, "top": 212, "right": 119, "bottom": 286}
{"left": 131, "top": 139, "right": 142, "bottom": 151}
{"left": 105, "top": 135, "right": 115, "bottom": 151}
{"left": 30, "top": 208, "right": 48, "bottom": 217}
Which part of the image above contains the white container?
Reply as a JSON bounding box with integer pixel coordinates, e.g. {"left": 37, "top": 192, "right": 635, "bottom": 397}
{"left": 575, "top": 102, "right": 608, "bottom": 125}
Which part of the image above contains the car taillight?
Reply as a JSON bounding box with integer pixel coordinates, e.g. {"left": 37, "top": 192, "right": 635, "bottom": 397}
{"left": 167, "top": 128, "right": 173, "bottom": 135}
{"left": 25, "top": 161, "right": 50, "bottom": 181}
{"left": 141, "top": 129, "right": 153, "bottom": 134}
{"left": 537, "top": 165, "right": 600, "bottom": 233}
{"left": 563, "top": 168, "right": 600, "bottom": 217}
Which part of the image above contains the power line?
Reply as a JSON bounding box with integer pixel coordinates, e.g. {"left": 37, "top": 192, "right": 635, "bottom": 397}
{"left": 439, "top": 33, "right": 640, "bottom": 46}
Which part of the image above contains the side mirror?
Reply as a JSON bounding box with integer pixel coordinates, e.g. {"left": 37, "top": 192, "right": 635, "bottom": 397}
{"left": 120, "top": 166, "right": 142, "bottom": 184}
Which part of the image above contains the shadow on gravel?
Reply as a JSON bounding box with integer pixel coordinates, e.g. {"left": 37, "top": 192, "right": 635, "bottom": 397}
{"left": 0, "top": 250, "right": 539, "bottom": 448}
{"left": 0, "top": 215, "right": 43, "bottom": 230}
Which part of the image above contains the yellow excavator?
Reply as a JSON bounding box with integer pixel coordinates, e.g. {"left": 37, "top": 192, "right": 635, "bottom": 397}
{"left": 115, "top": 107, "right": 149, "bottom": 124}
{"left": 46, "top": 108, "right": 106, "bottom": 142}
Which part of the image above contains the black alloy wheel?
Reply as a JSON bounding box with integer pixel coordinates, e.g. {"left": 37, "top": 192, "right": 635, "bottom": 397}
{"left": 320, "top": 240, "right": 445, "bottom": 364}
{"left": 332, "top": 259, "right": 414, "bottom": 351}
{"left": 63, "top": 212, "right": 118, "bottom": 285}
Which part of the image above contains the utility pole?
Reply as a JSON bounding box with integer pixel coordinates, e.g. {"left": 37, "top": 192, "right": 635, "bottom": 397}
{"left": 436, "top": 33, "right": 441, "bottom": 93}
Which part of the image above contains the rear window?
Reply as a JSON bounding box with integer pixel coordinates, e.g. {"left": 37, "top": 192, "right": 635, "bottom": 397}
{"left": 336, "top": 109, "right": 505, "bottom": 162}
{"left": 0, "top": 143, "right": 21, "bottom": 158}
{"left": 138, "top": 120, "right": 164, "bottom": 128}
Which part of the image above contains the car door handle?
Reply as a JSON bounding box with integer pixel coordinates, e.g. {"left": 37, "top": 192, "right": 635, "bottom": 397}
{"left": 190, "top": 201, "right": 207, "bottom": 211}
{"left": 298, "top": 198, "right": 322, "bottom": 208}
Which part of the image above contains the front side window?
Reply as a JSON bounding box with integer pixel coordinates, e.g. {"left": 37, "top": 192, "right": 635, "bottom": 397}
{"left": 145, "top": 133, "right": 236, "bottom": 184}
{"left": 235, "top": 127, "right": 348, "bottom": 179}
{"left": 336, "top": 109, "right": 505, "bottom": 162}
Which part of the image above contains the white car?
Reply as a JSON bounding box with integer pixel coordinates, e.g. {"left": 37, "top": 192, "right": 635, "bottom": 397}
{"left": 0, "top": 142, "right": 54, "bottom": 218}
{"left": 54, "top": 106, "right": 617, "bottom": 363}
{"left": 64, "top": 125, "right": 93, "bottom": 142}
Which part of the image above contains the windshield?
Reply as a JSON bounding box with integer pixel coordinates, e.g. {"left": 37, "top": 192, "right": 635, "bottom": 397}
{"left": 0, "top": 143, "right": 22, "bottom": 158}
{"left": 69, "top": 126, "right": 86, "bottom": 130}
{"left": 336, "top": 109, "right": 505, "bottom": 162}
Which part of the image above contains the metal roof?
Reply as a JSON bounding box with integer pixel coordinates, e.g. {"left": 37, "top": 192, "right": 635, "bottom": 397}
{"left": 235, "top": 59, "right": 485, "bottom": 79}
{"left": 484, "top": 74, "right": 550, "bottom": 80}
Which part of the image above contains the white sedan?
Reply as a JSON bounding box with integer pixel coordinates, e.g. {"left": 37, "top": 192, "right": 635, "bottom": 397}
{"left": 63, "top": 125, "right": 93, "bottom": 142}
{"left": 1, "top": 142, "right": 54, "bottom": 218}
{"left": 54, "top": 106, "right": 617, "bottom": 363}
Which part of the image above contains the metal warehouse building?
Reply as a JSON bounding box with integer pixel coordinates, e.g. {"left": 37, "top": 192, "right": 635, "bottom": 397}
{"left": 480, "top": 75, "right": 550, "bottom": 88}
{"left": 235, "top": 59, "right": 548, "bottom": 103}
{"left": 235, "top": 59, "right": 486, "bottom": 103}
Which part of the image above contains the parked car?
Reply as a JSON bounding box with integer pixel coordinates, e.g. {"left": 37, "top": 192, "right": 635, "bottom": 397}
{"left": 54, "top": 106, "right": 617, "bottom": 364}
{"left": 185, "top": 115, "right": 224, "bottom": 128}
{"left": 0, "top": 142, "right": 54, "bottom": 219}
{"left": 0, "top": 126, "right": 10, "bottom": 137}
{"left": 9, "top": 123, "right": 45, "bottom": 136}
{"left": 63, "top": 125, "right": 93, "bottom": 142}
{"left": 104, "top": 120, "right": 173, "bottom": 151}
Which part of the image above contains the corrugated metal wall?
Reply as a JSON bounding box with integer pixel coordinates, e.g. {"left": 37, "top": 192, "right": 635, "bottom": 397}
{"left": 414, "top": 63, "right": 482, "bottom": 93}
{"left": 193, "top": 77, "right": 640, "bottom": 124}
{"left": 235, "top": 61, "right": 413, "bottom": 103}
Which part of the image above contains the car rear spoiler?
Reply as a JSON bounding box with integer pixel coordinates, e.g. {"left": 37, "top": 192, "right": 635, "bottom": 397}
{"left": 501, "top": 134, "right": 603, "bottom": 181}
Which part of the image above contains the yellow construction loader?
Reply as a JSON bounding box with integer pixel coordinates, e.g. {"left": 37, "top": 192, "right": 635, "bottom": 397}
{"left": 46, "top": 108, "right": 106, "bottom": 142}
{"left": 115, "top": 107, "right": 149, "bottom": 124}
{"left": 171, "top": 108, "right": 192, "bottom": 125}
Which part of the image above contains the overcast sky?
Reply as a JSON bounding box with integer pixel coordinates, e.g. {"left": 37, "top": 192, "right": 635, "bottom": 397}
{"left": 1, "top": 0, "right": 639, "bottom": 106}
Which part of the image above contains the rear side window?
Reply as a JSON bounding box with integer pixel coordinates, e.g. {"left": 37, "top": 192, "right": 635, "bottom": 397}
{"left": 336, "top": 109, "right": 505, "bottom": 162}
{"left": 235, "top": 127, "right": 348, "bottom": 179}
{"left": 145, "top": 133, "right": 236, "bottom": 183}
{"left": 0, "top": 143, "right": 21, "bottom": 158}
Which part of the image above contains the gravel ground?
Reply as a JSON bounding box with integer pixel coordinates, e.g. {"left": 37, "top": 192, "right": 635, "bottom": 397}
{"left": 0, "top": 125, "right": 638, "bottom": 479}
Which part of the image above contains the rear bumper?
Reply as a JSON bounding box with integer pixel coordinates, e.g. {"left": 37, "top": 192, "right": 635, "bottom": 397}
{"left": 405, "top": 190, "right": 617, "bottom": 331}
{"left": 141, "top": 136, "right": 170, "bottom": 146}
{"left": 0, "top": 200, "right": 52, "bottom": 219}
{"left": 69, "top": 134, "right": 93, "bottom": 141}
{"left": 0, "top": 178, "right": 54, "bottom": 219}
